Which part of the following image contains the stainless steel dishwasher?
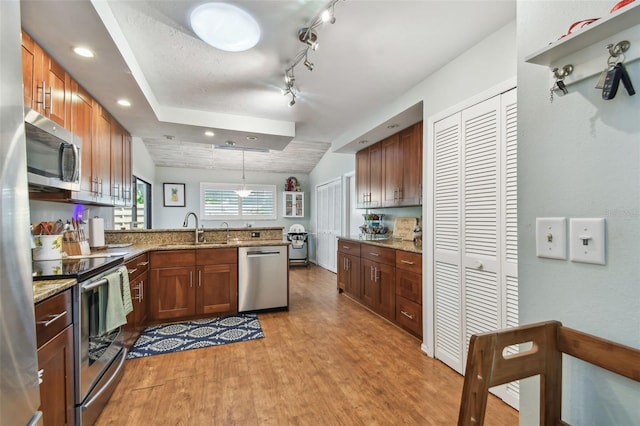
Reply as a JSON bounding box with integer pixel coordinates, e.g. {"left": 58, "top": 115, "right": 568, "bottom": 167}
{"left": 238, "top": 245, "right": 288, "bottom": 312}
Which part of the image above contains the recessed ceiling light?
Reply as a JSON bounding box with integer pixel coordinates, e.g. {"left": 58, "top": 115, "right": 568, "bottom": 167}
{"left": 387, "top": 123, "right": 399, "bottom": 129}
{"left": 358, "top": 140, "right": 369, "bottom": 145}
{"left": 246, "top": 136, "right": 257, "bottom": 141}
{"left": 205, "top": 130, "right": 215, "bottom": 137}
{"left": 117, "top": 99, "right": 131, "bottom": 107}
{"left": 73, "top": 46, "right": 94, "bottom": 58}
{"left": 190, "top": 3, "right": 261, "bottom": 52}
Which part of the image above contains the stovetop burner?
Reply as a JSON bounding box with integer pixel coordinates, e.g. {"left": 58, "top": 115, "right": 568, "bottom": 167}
{"left": 33, "top": 255, "right": 125, "bottom": 281}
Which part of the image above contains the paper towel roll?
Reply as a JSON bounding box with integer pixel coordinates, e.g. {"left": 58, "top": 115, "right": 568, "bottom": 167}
{"left": 89, "top": 218, "right": 105, "bottom": 248}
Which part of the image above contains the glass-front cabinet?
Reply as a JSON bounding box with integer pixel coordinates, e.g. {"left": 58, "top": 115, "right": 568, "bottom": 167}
{"left": 283, "top": 191, "right": 304, "bottom": 218}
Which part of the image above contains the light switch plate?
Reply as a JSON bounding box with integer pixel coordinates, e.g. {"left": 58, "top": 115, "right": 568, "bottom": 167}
{"left": 536, "top": 217, "right": 567, "bottom": 260}
{"left": 569, "top": 218, "right": 606, "bottom": 265}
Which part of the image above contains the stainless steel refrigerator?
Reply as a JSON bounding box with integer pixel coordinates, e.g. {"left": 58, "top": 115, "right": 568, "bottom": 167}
{"left": 0, "top": 0, "right": 43, "bottom": 424}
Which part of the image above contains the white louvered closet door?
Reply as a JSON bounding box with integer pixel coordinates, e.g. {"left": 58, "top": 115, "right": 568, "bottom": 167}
{"left": 461, "top": 95, "right": 502, "bottom": 371}
{"left": 316, "top": 179, "right": 341, "bottom": 273}
{"left": 433, "top": 113, "right": 463, "bottom": 372}
{"left": 500, "top": 88, "right": 520, "bottom": 409}
{"left": 432, "top": 87, "right": 518, "bottom": 408}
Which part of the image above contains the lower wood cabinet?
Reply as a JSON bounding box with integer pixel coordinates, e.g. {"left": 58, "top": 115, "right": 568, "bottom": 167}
{"left": 149, "top": 248, "right": 238, "bottom": 322}
{"left": 35, "top": 289, "right": 75, "bottom": 426}
{"left": 337, "top": 239, "right": 422, "bottom": 338}
{"left": 123, "top": 253, "right": 149, "bottom": 348}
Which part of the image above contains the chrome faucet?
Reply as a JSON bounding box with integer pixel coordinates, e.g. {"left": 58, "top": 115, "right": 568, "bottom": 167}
{"left": 220, "top": 222, "right": 230, "bottom": 243}
{"left": 183, "top": 211, "right": 204, "bottom": 244}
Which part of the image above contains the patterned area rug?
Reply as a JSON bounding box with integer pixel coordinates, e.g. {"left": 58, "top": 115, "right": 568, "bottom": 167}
{"left": 127, "top": 313, "right": 264, "bottom": 359}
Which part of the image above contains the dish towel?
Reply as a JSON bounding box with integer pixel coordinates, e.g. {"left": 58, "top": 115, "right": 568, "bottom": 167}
{"left": 119, "top": 265, "right": 133, "bottom": 316}
{"left": 104, "top": 267, "right": 132, "bottom": 333}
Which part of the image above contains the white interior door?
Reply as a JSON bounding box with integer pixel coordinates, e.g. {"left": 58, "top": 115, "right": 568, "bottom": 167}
{"left": 316, "top": 179, "right": 341, "bottom": 273}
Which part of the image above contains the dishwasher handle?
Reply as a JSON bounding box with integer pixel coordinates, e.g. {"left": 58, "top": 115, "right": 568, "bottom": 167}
{"left": 246, "top": 251, "right": 281, "bottom": 258}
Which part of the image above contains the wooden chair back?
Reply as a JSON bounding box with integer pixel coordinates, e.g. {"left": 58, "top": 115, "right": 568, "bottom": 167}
{"left": 458, "top": 320, "right": 640, "bottom": 425}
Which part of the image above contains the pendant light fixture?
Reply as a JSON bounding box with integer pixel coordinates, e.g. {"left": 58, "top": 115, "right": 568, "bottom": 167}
{"left": 236, "top": 150, "right": 252, "bottom": 198}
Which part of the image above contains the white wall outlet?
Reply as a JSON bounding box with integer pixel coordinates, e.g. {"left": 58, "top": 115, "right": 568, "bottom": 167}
{"left": 569, "top": 218, "right": 606, "bottom": 265}
{"left": 536, "top": 217, "right": 567, "bottom": 260}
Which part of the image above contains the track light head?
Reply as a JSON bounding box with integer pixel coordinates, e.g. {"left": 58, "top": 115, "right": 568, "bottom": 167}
{"left": 304, "top": 58, "right": 314, "bottom": 71}
{"left": 288, "top": 97, "right": 296, "bottom": 107}
{"left": 298, "top": 28, "right": 319, "bottom": 50}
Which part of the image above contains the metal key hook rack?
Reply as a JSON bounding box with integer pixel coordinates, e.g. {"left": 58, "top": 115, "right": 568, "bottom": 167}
{"left": 607, "top": 40, "right": 631, "bottom": 58}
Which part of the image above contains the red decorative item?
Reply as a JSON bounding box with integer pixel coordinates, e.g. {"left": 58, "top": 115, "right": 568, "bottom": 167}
{"left": 610, "top": 0, "right": 634, "bottom": 13}
{"left": 559, "top": 18, "right": 599, "bottom": 39}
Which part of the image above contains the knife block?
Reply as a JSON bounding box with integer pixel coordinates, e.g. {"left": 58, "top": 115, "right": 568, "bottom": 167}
{"left": 62, "top": 231, "right": 90, "bottom": 256}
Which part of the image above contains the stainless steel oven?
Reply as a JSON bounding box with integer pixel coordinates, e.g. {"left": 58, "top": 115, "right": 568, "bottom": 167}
{"left": 76, "top": 262, "right": 127, "bottom": 425}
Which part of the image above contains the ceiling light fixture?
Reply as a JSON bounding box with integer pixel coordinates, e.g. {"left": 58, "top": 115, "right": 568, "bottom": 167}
{"left": 235, "top": 150, "right": 252, "bottom": 198}
{"left": 190, "top": 3, "right": 261, "bottom": 52}
{"left": 282, "top": 0, "right": 343, "bottom": 106}
{"left": 205, "top": 130, "right": 215, "bottom": 137}
{"left": 117, "top": 99, "right": 131, "bottom": 107}
{"left": 73, "top": 46, "right": 95, "bottom": 58}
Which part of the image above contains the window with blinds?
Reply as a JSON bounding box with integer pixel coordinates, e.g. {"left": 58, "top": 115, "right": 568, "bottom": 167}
{"left": 200, "top": 183, "right": 276, "bottom": 220}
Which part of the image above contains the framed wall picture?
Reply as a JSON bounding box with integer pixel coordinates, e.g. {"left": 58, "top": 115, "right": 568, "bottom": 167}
{"left": 163, "top": 183, "right": 185, "bottom": 207}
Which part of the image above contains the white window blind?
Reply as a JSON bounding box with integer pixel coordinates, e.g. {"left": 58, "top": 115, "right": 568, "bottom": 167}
{"left": 200, "top": 183, "right": 276, "bottom": 220}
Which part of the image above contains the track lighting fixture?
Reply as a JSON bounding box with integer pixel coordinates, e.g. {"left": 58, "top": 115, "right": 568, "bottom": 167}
{"left": 281, "top": 0, "right": 343, "bottom": 106}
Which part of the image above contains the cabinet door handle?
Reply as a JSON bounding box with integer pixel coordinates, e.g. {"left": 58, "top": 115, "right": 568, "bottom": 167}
{"left": 127, "top": 268, "right": 138, "bottom": 275}
{"left": 198, "top": 270, "right": 202, "bottom": 287}
{"left": 38, "top": 311, "right": 67, "bottom": 327}
{"left": 369, "top": 252, "right": 380, "bottom": 257}
{"left": 401, "top": 310, "right": 415, "bottom": 320}
{"left": 189, "top": 271, "right": 193, "bottom": 288}
{"left": 138, "top": 261, "right": 149, "bottom": 266}
{"left": 374, "top": 267, "right": 379, "bottom": 282}
{"left": 38, "top": 369, "right": 44, "bottom": 385}
{"left": 370, "top": 265, "right": 374, "bottom": 282}
{"left": 400, "top": 260, "right": 415, "bottom": 265}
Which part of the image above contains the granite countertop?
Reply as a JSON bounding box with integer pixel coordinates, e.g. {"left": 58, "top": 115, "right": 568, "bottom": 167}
{"left": 339, "top": 235, "right": 422, "bottom": 254}
{"left": 32, "top": 238, "right": 289, "bottom": 304}
{"left": 33, "top": 278, "right": 76, "bottom": 304}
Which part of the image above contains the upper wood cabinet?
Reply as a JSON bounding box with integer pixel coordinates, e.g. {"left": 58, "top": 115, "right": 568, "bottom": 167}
{"left": 357, "top": 121, "right": 423, "bottom": 208}
{"left": 355, "top": 143, "right": 383, "bottom": 208}
{"left": 21, "top": 31, "right": 71, "bottom": 128}
{"left": 71, "top": 81, "right": 94, "bottom": 194}
{"left": 22, "top": 30, "right": 132, "bottom": 208}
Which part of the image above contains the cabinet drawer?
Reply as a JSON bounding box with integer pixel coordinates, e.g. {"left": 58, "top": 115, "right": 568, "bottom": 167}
{"left": 396, "top": 269, "right": 422, "bottom": 304}
{"left": 395, "top": 296, "right": 422, "bottom": 337}
{"left": 150, "top": 250, "right": 195, "bottom": 268}
{"left": 361, "top": 244, "right": 395, "bottom": 266}
{"left": 126, "top": 253, "right": 149, "bottom": 279}
{"left": 396, "top": 251, "right": 421, "bottom": 274}
{"left": 337, "top": 240, "right": 361, "bottom": 256}
{"left": 196, "top": 248, "right": 238, "bottom": 265}
{"left": 35, "top": 289, "right": 72, "bottom": 348}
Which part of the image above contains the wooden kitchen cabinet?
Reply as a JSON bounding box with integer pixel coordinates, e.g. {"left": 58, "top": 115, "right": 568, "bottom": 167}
{"left": 71, "top": 81, "right": 94, "bottom": 195}
{"left": 124, "top": 253, "right": 149, "bottom": 348}
{"left": 355, "top": 143, "right": 383, "bottom": 208}
{"left": 21, "top": 30, "right": 71, "bottom": 128}
{"left": 92, "top": 102, "right": 112, "bottom": 202}
{"left": 361, "top": 245, "right": 396, "bottom": 320}
{"left": 356, "top": 121, "right": 423, "bottom": 208}
{"left": 196, "top": 248, "right": 238, "bottom": 315}
{"left": 150, "top": 248, "right": 238, "bottom": 322}
{"left": 395, "top": 251, "right": 422, "bottom": 337}
{"left": 382, "top": 122, "right": 422, "bottom": 207}
{"left": 35, "top": 289, "right": 75, "bottom": 426}
{"left": 337, "top": 239, "right": 422, "bottom": 337}
{"left": 337, "top": 240, "right": 361, "bottom": 298}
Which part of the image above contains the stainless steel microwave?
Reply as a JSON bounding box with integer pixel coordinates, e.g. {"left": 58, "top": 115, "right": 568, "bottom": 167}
{"left": 24, "top": 108, "right": 81, "bottom": 191}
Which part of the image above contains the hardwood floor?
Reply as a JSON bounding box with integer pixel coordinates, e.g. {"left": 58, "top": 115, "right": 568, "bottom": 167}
{"left": 96, "top": 264, "right": 518, "bottom": 425}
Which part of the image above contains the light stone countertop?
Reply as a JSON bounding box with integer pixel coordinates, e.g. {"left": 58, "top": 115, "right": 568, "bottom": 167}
{"left": 338, "top": 235, "right": 422, "bottom": 254}
{"left": 33, "top": 278, "right": 76, "bottom": 304}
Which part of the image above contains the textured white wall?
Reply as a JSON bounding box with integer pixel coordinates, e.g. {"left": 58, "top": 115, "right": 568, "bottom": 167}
{"left": 517, "top": 1, "right": 640, "bottom": 424}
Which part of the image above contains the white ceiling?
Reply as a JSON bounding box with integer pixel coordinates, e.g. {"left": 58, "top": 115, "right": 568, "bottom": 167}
{"left": 20, "top": 0, "right": 515, "bottom": 174}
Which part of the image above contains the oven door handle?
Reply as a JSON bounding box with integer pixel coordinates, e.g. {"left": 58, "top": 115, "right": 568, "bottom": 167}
{"left": 81, "top": 277, "right": 109, "bottom": 292}
{"left": 83, "top": 348, "right": 127, "bottom": 410}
